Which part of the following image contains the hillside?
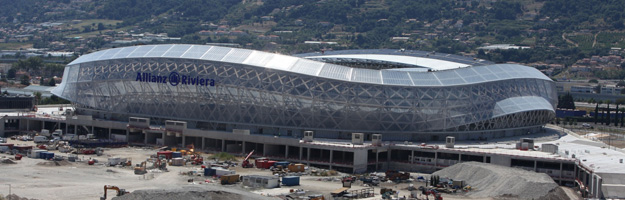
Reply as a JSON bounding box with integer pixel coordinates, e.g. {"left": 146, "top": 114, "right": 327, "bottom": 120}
{"left": 0, "top": 0, "right": 624, "bottom": 67}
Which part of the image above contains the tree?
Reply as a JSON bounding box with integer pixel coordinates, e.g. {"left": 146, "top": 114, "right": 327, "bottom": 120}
{"left": 20, "top": 75, "right": 30, "bottom": 86}
{"left": 7, "top": 68, "right": 16, "bottom": 79}
{"left": 34, "top": 91, "right": 42, "bottom": 105}
{"left": 39, "top": 77, "right": 45, "bottom": 85}
{"left": 589, "top": 79, "right": 599, "bottom": 83}
{"left": 48, "top": 78, "right": 56, "bottom": 86}
{"left": 557, "top": 93, "right": 576, "bottom": 109}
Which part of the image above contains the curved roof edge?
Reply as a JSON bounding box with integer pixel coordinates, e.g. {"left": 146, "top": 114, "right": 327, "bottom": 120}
{"left": 67, "top": 44, "right": 551, "bottom": 87}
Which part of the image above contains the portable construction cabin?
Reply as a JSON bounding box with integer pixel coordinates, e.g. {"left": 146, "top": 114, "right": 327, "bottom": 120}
{"left": 242, "top": 175, "right": 280, "bottom": 189}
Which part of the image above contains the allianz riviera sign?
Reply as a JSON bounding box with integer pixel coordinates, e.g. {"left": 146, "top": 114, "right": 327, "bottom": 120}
{"left": 135, "top": 72, "right": 215, "bottom": 87}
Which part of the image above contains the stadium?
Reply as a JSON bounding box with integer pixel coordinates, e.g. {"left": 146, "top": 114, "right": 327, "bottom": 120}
{"left": 52, "top": 44, "right": 556, "bottom": 142}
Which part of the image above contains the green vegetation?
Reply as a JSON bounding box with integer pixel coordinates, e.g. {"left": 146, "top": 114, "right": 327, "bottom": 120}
{"left": 209, "top": 152, "right": 236, "bottom": 161}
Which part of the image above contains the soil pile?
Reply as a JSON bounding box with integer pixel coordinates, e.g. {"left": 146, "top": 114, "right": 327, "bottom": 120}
{"left": 433, "top": 162, "right": 567, "bottom": 200}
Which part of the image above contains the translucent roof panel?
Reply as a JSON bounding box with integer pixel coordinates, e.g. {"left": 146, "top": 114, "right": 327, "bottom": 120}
{"left": 493, "top": 96, "right": 554, "bottom": 117}
{"left": 434, "top": 70, "right": 466, "bottom": 85}
{"left": 201, "top": 46, "right": 231, "bottom": 61}
{"left": 162, "top": 44, "right": 191, "bottom": 58}
{"left": 265, "top": 54, "right": 299, "bottom": 71}
{"left": 381, "top": 70, "right": 413, "bottom": 85}
{"left": 127, "top": 45, "right": 156, "bottom": 58}
{"left": 290, "top": 59, "right": 325, "bottom": 76}
{"left": 97, "top": 48, "right": 122, "bottom": 60}
{"left": 471, "top": 66, "right": 499, "bottom": 81}
{"left": 67, "top": 45, "right": 552, "bottom": 87}
{"left": 352, "top": 69, "right": 382, "bottom": 84}
{"left": 243, "top": 51, "right": 274, "bottom": 67}
{"left": 221, "top": 49, "right": 252, "bottom": 63}
{"left": 181, "top": 45, "right": 212, "bottom": 59}
{"left": 110, "top": 46, "right": 138, "bottom": 59}
{"left": 408, "top": 72, "right": 442, "bottom": 86}
{"left": 144, "top": 45, "right": 173, "bottom": 57}
{"left": 318, "top": 64, "right": 352, "bottom": 81}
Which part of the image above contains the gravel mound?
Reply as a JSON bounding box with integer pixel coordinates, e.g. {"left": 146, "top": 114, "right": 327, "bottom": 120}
{"left": 36, "top": 160, "right": 72, "bottom": 166}
{"left": 112, "top": 186, "right": 276, "bottom": 200}
{"left": 1, "top": 158, "right": 16, "bottom": 164}
{"left": 433, "top": 162, "right": 565, "bottom": 200}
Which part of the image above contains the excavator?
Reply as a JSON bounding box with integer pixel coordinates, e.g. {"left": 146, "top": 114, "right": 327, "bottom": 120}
{"left": 100, "top": 185, "right": 129, "bottom": 200}
{"left": 242, "top": 150, "right": 255, "bottom": 168}
{"left": 134, "top": 161, "right": 147, "bottom": 175}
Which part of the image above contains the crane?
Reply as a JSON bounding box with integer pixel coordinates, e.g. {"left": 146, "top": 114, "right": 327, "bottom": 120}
{"left": 242, "top": 150, "right": 255, "bottom": 168}
{"left": 100, "top": 185, "right": 129, "bottom": 200}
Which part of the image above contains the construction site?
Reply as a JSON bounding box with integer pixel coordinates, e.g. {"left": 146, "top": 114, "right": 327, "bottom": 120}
{"left": 0, "top": 106, "right": 624, "bottom": 199}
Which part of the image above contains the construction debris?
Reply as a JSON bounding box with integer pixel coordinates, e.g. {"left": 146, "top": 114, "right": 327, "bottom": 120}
{"left": 433, "top": 162, "right": 568, "bottom": 199}
{"left": 111, "top": 186, "right": 275, "bottom": 200}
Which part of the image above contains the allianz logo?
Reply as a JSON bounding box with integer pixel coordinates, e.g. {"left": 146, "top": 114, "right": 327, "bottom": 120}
{"left": 135, "top": 72, "right": 215, "bottom": 86}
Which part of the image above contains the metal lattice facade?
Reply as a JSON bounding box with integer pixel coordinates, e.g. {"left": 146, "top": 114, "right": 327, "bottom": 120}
{"left": 53, "top": 45, "right": 556, "bottom": 141}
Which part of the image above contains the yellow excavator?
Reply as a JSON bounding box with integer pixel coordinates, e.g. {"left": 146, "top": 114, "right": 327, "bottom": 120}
{"left": 100, "top": 185, "right": 129, "bottom": 200}
{"left": 134, "top": 161, "right": 147, "bottom": 175}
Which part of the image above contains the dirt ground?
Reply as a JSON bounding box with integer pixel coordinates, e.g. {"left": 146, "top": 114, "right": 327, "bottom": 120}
{"left": 1, "top": 139, "right": 580, "bottom": 200}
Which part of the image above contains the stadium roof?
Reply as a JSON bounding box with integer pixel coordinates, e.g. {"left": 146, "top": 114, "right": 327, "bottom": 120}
{"left": 69, "top": 44, "right": 550, "bottom": 87}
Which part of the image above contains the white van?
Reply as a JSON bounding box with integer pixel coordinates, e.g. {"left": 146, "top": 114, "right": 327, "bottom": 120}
{"left": 34, "top": 136, "right": 49, "bottom": 143}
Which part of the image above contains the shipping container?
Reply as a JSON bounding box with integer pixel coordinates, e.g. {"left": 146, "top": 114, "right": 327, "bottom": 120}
{"left": 157, "top": 151, "right": 173, "bottom": 159}
{"left": 274, "top": 161, "right": 290, "bottom": 168}
{"left": 220, "top": 174, "right": 240, "bottom": 184}
{"left": 282, "top": 176, "right": 300, "bottom": 186}
{"left": 288, "top": 164, "right": 306, "bottom": 172}
{"left": 204, "top": 167, "right": 217, "bottom": 176}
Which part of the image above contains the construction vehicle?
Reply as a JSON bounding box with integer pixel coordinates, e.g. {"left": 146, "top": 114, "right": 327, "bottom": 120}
{"left": 385, "top": 170, "right": 410, "bottom": 182}
{"left": 100, "top": 185, "right": 129, "bottom": 200}
{"left": 134, "top": 161, "right": 147, "bottom": 175}
{"left": 242, "top": 150, "right": 255, "bottom": 168}
{"left": 419, "top": 186, "right": 443, "bottom": 200}
{"left": 380, "top": 188, "right": 395, "bottom": 199}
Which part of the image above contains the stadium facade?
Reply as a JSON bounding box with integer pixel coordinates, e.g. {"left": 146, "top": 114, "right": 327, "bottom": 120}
{"left": 52, "top": 44, "right": 556, "bottom": 141}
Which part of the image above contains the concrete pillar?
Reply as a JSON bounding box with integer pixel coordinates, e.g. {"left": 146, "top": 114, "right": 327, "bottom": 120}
{"left": 91, "top": 126, "right": 94, "bottom": 134}
{"left": 182, "top": 135, "right": 186, "bottom": 147}
{"left": 108, "top": 128, "right": 112, "bottom": 140}
{"left": 434, "top": 152, "right": 438, "bottom": 167}
{"left": 559, "top": 162, "right": 563, "bottom": 179}
{"left": 285, "top": 146, "right": 289, "bottom": 159}
{"left": 161, "top": 131, "right": 166, "bottom": 146}
{"left": 262, "top": 143, "right": 267, "bottom": 156}
{"left": 534, "top": 160, "right": 537, "bottom": 172}
{"left": 125, "top": 129, "right": 129, "bottom": 142}
{"left": 376, "top": 151, "right": 379, "bottom": 171}
{"left": 74, "top": 125, "right": 77, "bottom": 134}
{"left": 410, "top": 150, "right": 414, "bottom": 164}
{"left": 221, "top": 140, "right": 225, "bottom": 152}
{"left": 329, "top": 150, "right": 333, "bottom": 170}
{"left": 299, "top": 147, "right": 303, "bottom": 160}
{"left": 26, "top": 119, "right": 29, "bottom": 131}
{"left": 307, "top": 148, "right": 311, "bottom": 165}
{"left": 242, "top": 141, "right": 246, "bottom": 154}
{"left": 458, "top": 154, "right": 462, "bottom": 162}
{"left": 143, "top": 131, "right": 147, "bottom": 144}
{"left": 202, "top": 137, "right": 206, "bottom": 150}
{"left": 42, "top": 121, "right": 45, "bottom": 130}
{"left": 483, "top": 156, "right": 487, "bottom": 163}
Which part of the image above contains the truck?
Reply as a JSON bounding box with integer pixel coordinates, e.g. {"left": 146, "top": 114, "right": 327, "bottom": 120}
{"left": 40, "top": 129, "right": 50, "bottom": 137}
{"left": 34, "top": 136, "right": 49, "bottom": 143}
